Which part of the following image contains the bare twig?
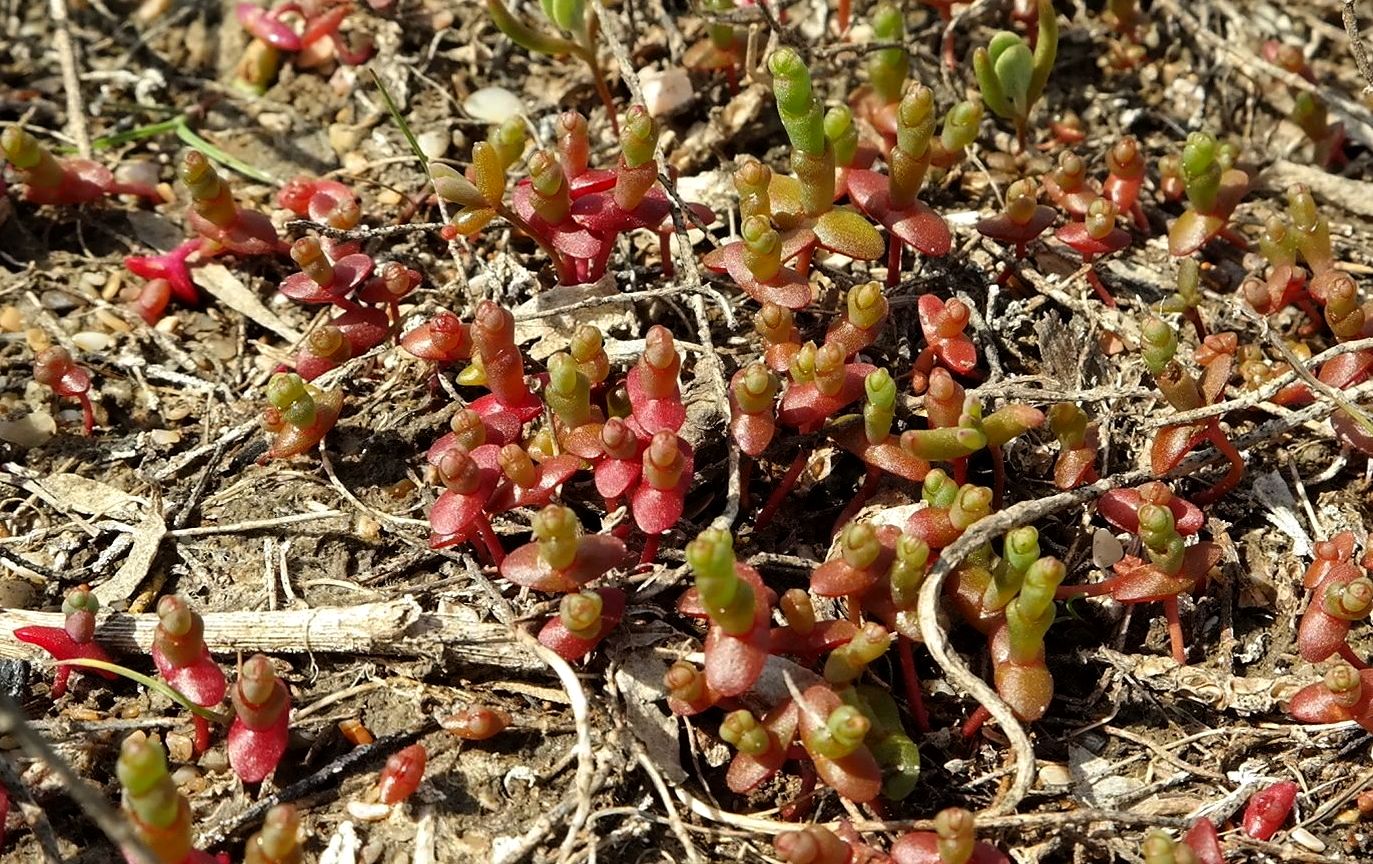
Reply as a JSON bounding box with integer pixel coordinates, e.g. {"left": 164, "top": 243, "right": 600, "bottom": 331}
{"left": 0, "top": 601, "right": 541, "bottom": 671}
{"left": 284, "top": 219, "right": 447, "bottom": 240}
{"left": 1344, "top": 0, "right": 1373, "bottom": 96}
{"left": 0, "top": 695, "right": 158, "bottom": 864}
{"left": 48, "top": 0, "right": 90, "bottom": 158}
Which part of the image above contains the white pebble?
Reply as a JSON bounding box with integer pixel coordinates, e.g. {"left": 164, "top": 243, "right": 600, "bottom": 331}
{"left": 464, "top": 87, "right": 524, "bottom": 124}
{"left": 345, "top": 800, "right": 392, "bottom": 822}
{"left": 640, "top": 66, "right": 694, "bottom": 117}
{"left": 71, "top": 331, "right": 112, "bottom": 353}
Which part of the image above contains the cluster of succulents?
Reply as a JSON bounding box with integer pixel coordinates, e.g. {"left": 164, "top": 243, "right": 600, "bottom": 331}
{"left": 5, "top": 0, "right": 1373, "bottom": 859}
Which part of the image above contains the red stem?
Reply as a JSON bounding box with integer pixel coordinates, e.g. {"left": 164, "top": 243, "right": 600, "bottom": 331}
{"left": 961, "top": 704, "right": 991, "bottom": 739}
{"left": 475, "top": 514, "right": 506, "bottom": 566}
{"left": 756, "top": 447, "right": 811, "bottom": 530}
{"left": 193, "top": 715, "right": 211, "bottom": 754}
{"left": 640, "top": 533, "right": 660, "bottom": 566}
{"left": 1337, "top": 642, "right": 1370, "bottom": 670}
{"left": 795, "top": 244, "right": 815, "bottom": 278}
{"left": 1191, "top": 423, "right": 1244, "bottom": 506}
{"left": 1084, "top": 260, "right": 1118, "bottom": 307}
{"left": 1055, "top": 577, "right": 1117, "bottom": 601}
{"left": 886, "top": 239, "right": 901, "bottom": 289}
{"left": 897, "top": 636, "right": 931, "bottom": 733}
{"left": 78, "top": 395, "right": 94, "bottom": 436}
{"left": 1164, "top": 596, "right": 1187, "bottom": 665}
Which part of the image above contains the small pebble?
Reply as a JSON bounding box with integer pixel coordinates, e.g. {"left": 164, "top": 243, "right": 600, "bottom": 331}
{"left": 95, "top": 309, "right": 133, "bottom": 334}
{"left": 1289, "top": 827, "right": 1325, "bottom": 853}
{"left": 198, "top": 749, "right": 228, "bottom": 772}
{"left": 430, "top": 8, "right": 453, "bottom": 28}
{"left": 101, "top": 271, "right": 124, "bottom": 301}
{"left": 417, "top": 130, "right": 449, "bottom": 161}
{"left": 23, "top": 325, "right": 49, "bottom": 348}
{"left": 463, "top": 86, "right": 524, "bottom": 124}
{"left": 165, "top": 731, "right": 194, "bottom": 764}
{"left": 377, "top": 189, "right": 402, "bottom": 206}
{"left": 71, "top": 331, "right": 112, "bottom": 353}
{"left": 641, "top": 66, "right": 694, "bottom": 117}
{"left": 258, "top": 112, "right": 292, "bottom": 134}
{"left": 0, "top": 306, "right": 22, "bottom": 332}
{"left": 354, "top": 514, "right": 381, "bottom": 543}
{"left": 343, "top": 151, "right": 369, "bottom": 174}
{"left": 1036, "top": 762, "right": 1072, "bottom": 787}
{"left": 329, "top": 123, "right": 365, "bottom": 157}
{"left": 150, "top": 429, "right": 181, "bottom": 446}
{"left": 0, "top": 412, "right": 55, "bottom": 448}
{"left": 155, "top": 315, "right": 181, "bottom": 334}
{"left": 163, "top": 404, "right": 193, "bottom": 422}
{"left": 41, "top": 290, "right": 78, "bottom": 312}
{"left": 171, "top": 765, "right": 203, "bottom": 790}
{"left": 346, "top": 800, "right": 393, "bottom": 822}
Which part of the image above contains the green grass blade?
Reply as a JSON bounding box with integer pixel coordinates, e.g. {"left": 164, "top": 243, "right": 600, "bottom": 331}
{"left": 55, "top": 658, "right": 233, "bottom": 725}
{"left": 369, "top": 67, "right": 428, "bottom": 171}
{"left": 174, "top": 123, "right": 277, "bottom": 186}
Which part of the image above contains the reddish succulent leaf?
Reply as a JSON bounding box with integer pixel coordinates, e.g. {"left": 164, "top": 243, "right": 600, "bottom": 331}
{"left": 571, "top": 188, "right": 672, "bottom": 234}
{"left": 703, "top": 564, "right": 773, "bottom": 698}
{"left": 1298, "top": 570, "right": 1359, "bottom": 662}
{"left": 1150, "top": 423, "right": 1208, "bottom": 475}
{"left": 570, "top": 169, "right": 616, "bottom": 196}
{"left": 725, "top": 700, "right": 800, "bottom": 793}
{"left": 846, "top": 169, "right": 952, "bottom": 256}
{"left": 537, "top": 588, "right": 626, "bottom": 661}
{"left": 767, "top": 173, "right": 805, "bottom": 219}
{"left": 811, "top": 534, "right": 895, "bottom": 597}
{"left": 280, "top": 254, "right": 374, "bottom": 304}
{"left": 778, "top": 363, "right": 875, "bottom": 432}
{"left": 500, "top": 534, "right": 628, "bottom": 592}
{"left": 718, "top": 241, "right": 812, "bottom": 309}
{"left": 625, "top": 365, "right": 686, "bottom": 435}
{"left": 730, "top": 411, "right": 775, "bottom": 458}
{"left": 1289, "top": 668, "right": 1373, "bottom": 724}
{"left": 990, "top": 625, "right": 1053, "bottom": 721}
{"left": 1055, "top": 222, "right": 1131, "bottom": 256}
{"left": 400, "top": 314, "right": 471, "bottom": 363}
{"left": 236, "top": 3, "right": 303, "bottom": 50}
{"left": 267, "top": 389, "right": 343, "bottom": 459}
{"left": 13, "top": 626, "right": 116, "bottom": 698}
{"left": 510, "top": 182, "right": 610, "bottom": 260}
{"left": 796, "top": 684, "right": 882, "bottom": 803}
{"left": 189, "top": 209, "right": 281, "bottom": 257}
{"left": 595, "top": 456, "right": 641, "bottom": 500}
{"left": 1318, "top": 352, "right": 1373, "bottom": 390}
{"left": 470, "top": 390, "right": 545, "bottom": 425}
{"left": 769, "top": 619, "right": 860, "bottom": 660}
{"left": 1110, "top": 543, "right": 1220, "bottom": 603}
{"left": 1242, "top": 780, "right": 1298, "bottom": 841}
{"left": 227, "top": 702, "right": 290, "bottom": 784}
{"left": 813, "top": 207, "right": 884, "bottom": 260}
{"left": 18, "top": 159, "right": 111, "bottom": 205}
{"left": 1183, "top": 819, "right": 1226, "bottom": 864}
{"left": 488, "top": 454, "right": 582, "bottom": 514}
{"left": 1042, "top": 177, "right": 1100, "bottom": 218}
{"left": 559, "top": 422, "right": 605, "bottom": 459}
{"left": 152, "top": 647, "right": 228, "bottom": 709}
{"left": 1167, "top": 169, "right": 1248, "bottom": 256}
{"left": 824, "top": 319, "right": 884, "bottom": 360}
{"left": 976, "top": 207, "right": 1058, "bottom": 247}
{"left": 890, "top": 833, "right": 1012, "bottom": 864}
{"left": 1098, "top": 488, "right": 1204, "bottom": 536}
{"left": 1332, "top": 410, "right": 1373, "bottom": 456}
{"left": 631, "top": 442, "right": 694, "bottom": 535}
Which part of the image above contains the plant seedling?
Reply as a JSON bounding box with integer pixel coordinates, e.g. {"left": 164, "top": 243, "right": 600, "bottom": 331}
{"left": 228, "top": 654, "right": 291, "bottom": 784}
{"left": 973, "top": 0, "right": 1058, "bottom": 149}
{"left": 34, "top": 346, "right": 95, "bottom": 435}
{"left": 14, "top": 584, "right": 116, "bottom": 698}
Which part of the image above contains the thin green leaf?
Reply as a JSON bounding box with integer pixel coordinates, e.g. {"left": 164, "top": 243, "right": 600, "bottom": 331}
{"left": 175, "top": 122, "right": 277, "bottom": 186}
{"left": 55, "top": 658, "right": 233, "bottom": 725}
{"left": 370, "top": 67, "right": 428, "bottom": 171}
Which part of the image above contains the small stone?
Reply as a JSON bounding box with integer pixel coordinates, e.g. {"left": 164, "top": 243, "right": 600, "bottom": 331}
{"left": 101, "top": 271, "right": 124, "bottom": 301}
{"left": 1289, "top": 828, "right": 1325, "bottom": 852}
{"left": 1036, "top": 762, "right": 1072, "bottom": 787}
{"left": 163, "top": 404, "right": 193, "bottom": 422}
{"left": 95, "top": 309, "right": 133, "bottom": 334}
{"left": 417, "top": 130, "right": 449, "bottom": 161}
{"left": 463, "top": 86, "right": 524, "bottom": 124}
{"left": 71, "top": 331, "right": 112, "bottom": 353}
{"left": 259, "top": 112, "right": 292, "bottom": 134}
{"left": 377, "top": 189, "right": 402, "bottom": 206}
{"left": 346, "top": 800, "right": 393, "bottom": 822}
{"left": 641, "top": 67, "right": 694, "bottom": 117}
{"left": 165, "top": 732, "right": 194, "bottom": 764}
{"left": 343, "top": 151, "right": 369, "bottom": 174}
{"left": 41, "top": 290, "right": 78, "bottom": 312}
{"left": 155, "top": 315, "right": 181, "bottom": 334}
{"left": 150, "top": 429, "right": 181, "bottom": 446}
{"left": 198, "top": 749, "right": 228, "bottom": 772}
{"left": 0, "top": 306, "right": 23, "bottom": 332}
{"left": 0, "top": 413, "right": 55, "bottom": 448}
{"left": 430, "top": 9, "right": 453, "bottom": 28}
{"left": 329, "top": 123, "right": 365, "bottom": 158}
